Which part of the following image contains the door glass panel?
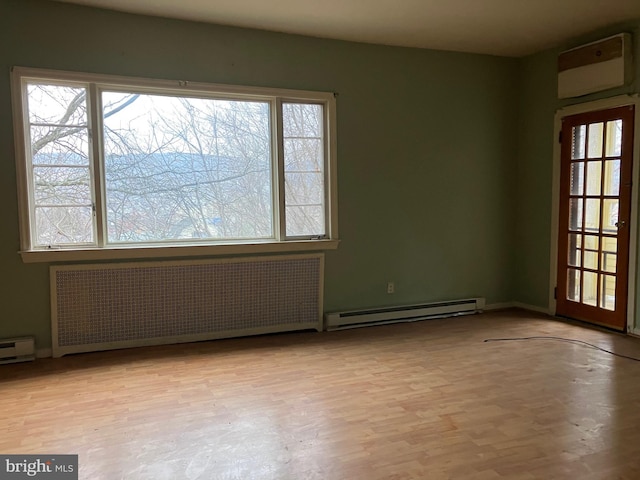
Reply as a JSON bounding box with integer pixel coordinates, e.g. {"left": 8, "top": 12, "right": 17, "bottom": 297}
{"left": 602, "top": 236, "right": 617, "bottom": 273}
{"left": 584, "top": 235, "right": 599, "bottom": 250}
{"left": 568, "top": 233, "right": 582, "bottom": 267}
{"left": 567, "top": 268, "right": 581, "bottom": 302}
{"left": 570, "top": 162, "right": 584, "bottom": 195}
{"left": 584, "top": 250, "right": 598, "bottom": 270}
{"left": 601, "top": 275, "right": 616, "bottom": 311}
{"left": 602, "top": 252, "right": 617, "bottom": 273}
{"left": 569, "top": 198, "right": 583, "bottom": 230}
{"left": 584, "top": 199, "right": 600, "bottom": 232}
{"left": 572, "top": 125, "right": 586, "bottom": 159}
{"left": 603, "top": 159, "right": 620, "bottom": 196}
{"left": 602, "top": 236, "right": 617, "bottom": 254}
{"left": 583, "top": 271, "right": 598, "bottom": 306}
{"left": 586, "top": 161, "right": 602, "bottom": 195}
{"left": 602, "top": 199, "right": 619, "bottom": 233}
{"left": 605, "top": 120, "right": 622, "bottom": 157}
{"left": 588, "top": 122, "right": 604, "bottom": 158}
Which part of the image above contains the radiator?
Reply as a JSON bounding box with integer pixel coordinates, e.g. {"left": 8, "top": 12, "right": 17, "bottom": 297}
{"left": 51, "top": 254, "right": 323, "bottom": 357}
{"left": 325, "top": 297, "right": 485, "bottom": 330}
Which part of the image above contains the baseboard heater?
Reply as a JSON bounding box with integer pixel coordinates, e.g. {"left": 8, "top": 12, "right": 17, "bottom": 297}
{"left": 325, "top": 297, "right": 485, "bottom": 330}
{"left": 0, "top": 337, "right": 35, "bottom": 364}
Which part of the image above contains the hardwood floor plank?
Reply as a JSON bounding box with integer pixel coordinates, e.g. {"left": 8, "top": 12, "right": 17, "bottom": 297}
{"left": 2, "top": 309, "right": 640, "bottom": 479}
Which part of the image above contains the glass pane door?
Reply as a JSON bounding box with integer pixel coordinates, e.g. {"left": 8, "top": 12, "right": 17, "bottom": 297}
{"left": 556, "top": 106, "right": 634, "bottom": 331}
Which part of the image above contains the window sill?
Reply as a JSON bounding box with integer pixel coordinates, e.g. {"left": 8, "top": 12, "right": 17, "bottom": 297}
{"left": 20, "top": 239, "right": 340, "bottom": 263}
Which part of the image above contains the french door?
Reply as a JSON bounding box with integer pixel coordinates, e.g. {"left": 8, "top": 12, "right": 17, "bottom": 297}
{"left": 556, "top": 105, "right": 635, "bottom": 330}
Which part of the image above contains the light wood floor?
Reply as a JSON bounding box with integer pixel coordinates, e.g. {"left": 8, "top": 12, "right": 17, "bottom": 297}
{"left": 2, "top": 309, "right": 640, "bottom": 479}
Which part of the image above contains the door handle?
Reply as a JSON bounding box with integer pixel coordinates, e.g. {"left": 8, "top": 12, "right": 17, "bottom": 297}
{"left": 615, "top": 220, "right": 626, "bottom": 229}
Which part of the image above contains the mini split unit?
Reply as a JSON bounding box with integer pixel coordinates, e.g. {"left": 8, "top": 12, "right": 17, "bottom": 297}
{"left": 558, "top": 33, "right": 633, "bottom": 99}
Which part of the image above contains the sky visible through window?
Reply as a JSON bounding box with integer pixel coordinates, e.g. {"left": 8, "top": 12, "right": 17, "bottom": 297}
{"left": 26, "top": 82, "right": 326, "bottom": 247}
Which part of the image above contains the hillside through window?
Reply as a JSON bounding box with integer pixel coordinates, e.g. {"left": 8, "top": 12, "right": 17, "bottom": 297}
{"left": 13, "top": 68, "right": 337, "bottom": 257}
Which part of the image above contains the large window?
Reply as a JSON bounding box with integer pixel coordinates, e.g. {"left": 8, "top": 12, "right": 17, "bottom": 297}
{"left": 12, "top": 68, "right": 338, "bottom": 261}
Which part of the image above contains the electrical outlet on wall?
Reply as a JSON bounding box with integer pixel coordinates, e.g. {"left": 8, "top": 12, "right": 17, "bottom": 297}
{"left": 387, "top": 282, "right": 395, "bottom": 294}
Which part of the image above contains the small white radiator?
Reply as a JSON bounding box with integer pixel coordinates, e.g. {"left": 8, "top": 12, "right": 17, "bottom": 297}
{"left": 51, "top": 254, "right": 323, "bottom": 357}
{"left": 325, "top": 297, "right": 485, "bottom": 330}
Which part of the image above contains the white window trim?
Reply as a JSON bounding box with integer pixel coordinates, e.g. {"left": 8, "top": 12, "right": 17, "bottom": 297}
{"left": 11, "top": 66, "right": 339, "bottom": 262}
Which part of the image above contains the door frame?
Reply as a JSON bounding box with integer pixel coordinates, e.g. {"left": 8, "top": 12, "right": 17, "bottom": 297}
{"left": 549, "top": 94, "right": 640, "bottom": 333}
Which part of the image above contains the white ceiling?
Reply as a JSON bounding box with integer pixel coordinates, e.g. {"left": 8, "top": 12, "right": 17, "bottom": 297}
{"left": 53, "top": 0, "right": 640, "bottom": 57}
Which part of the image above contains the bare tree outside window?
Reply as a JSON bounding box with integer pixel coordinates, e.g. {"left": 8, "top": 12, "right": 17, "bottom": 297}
{"left": 28, "top": 84, "right": 93, "bottom": 246}
{"left": 102, "top": 92, "right": 272, "bottom": 242}
{"left": 21, "top": 74, "right": 332, "bottom": 250}
{"left": 283, "top": 103, "right": 325, "bottom": 237}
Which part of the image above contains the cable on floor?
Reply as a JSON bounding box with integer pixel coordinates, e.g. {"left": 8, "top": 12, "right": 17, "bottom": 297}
{"left": 483, "top": 336, "right": 640, "bottom": 362}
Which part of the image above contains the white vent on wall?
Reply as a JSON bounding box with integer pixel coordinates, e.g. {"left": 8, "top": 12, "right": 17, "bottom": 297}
{"left": 0, "top": 337, "right": 35, "bottom": 364}
{"left": 51, "top": 254, "right": 323, "bottom": 357}
{"left": 325, "top": 297, "right": 485, "bottom": 330}
{"left": 558, "top": 33, "right": 633, "bottom": 99}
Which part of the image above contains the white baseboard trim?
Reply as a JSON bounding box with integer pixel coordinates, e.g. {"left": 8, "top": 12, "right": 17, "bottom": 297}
{"left": 483, "top": 302, "right": 551, "bottom": 315}
{"left": 36, "top": 348, "right": 52, "bottom": 359}
{"left": 483, "top": 302, "right": 515, "bottom": 311}
{"left": 512, "top": 302, "right": 552, "bottom": 315}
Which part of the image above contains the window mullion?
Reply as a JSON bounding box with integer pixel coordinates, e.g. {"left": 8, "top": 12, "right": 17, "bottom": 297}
{"left": 88, "top": 84, "right": 105, "bottom": 247}
{"left": 275, "top": 98, "right": 286, "bottom": 241}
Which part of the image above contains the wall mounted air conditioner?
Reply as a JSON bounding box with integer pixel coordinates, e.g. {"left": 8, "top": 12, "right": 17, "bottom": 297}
{"left": 558, "top": 33, "right": 633, "bottom": 99}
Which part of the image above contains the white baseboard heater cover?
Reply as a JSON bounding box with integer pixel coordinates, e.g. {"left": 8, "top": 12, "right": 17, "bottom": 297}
{"left": 0, "top": 336, "right": 35, "bottom": 364}
{"left": 51, "top": 254, "right": 323, "bottom": 358}
{"left": 325, "top": 297, "right": 485, "bottom": 330}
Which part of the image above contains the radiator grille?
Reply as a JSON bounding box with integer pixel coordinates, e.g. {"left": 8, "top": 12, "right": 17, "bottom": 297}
{"left": 52, "top": 254, "right": 323, "bottom": 357}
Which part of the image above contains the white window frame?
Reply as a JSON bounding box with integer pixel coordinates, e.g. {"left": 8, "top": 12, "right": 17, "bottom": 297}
{"left": 11, "top": 67, "right": 339, "bottom": 263}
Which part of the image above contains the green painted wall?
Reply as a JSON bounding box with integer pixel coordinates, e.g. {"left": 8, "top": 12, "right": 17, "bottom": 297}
{"left": 515, "top": 21, "right": 640, "bottom": 326}
{"left": 1, "top": 0, "right": 519, "bottom": 351}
